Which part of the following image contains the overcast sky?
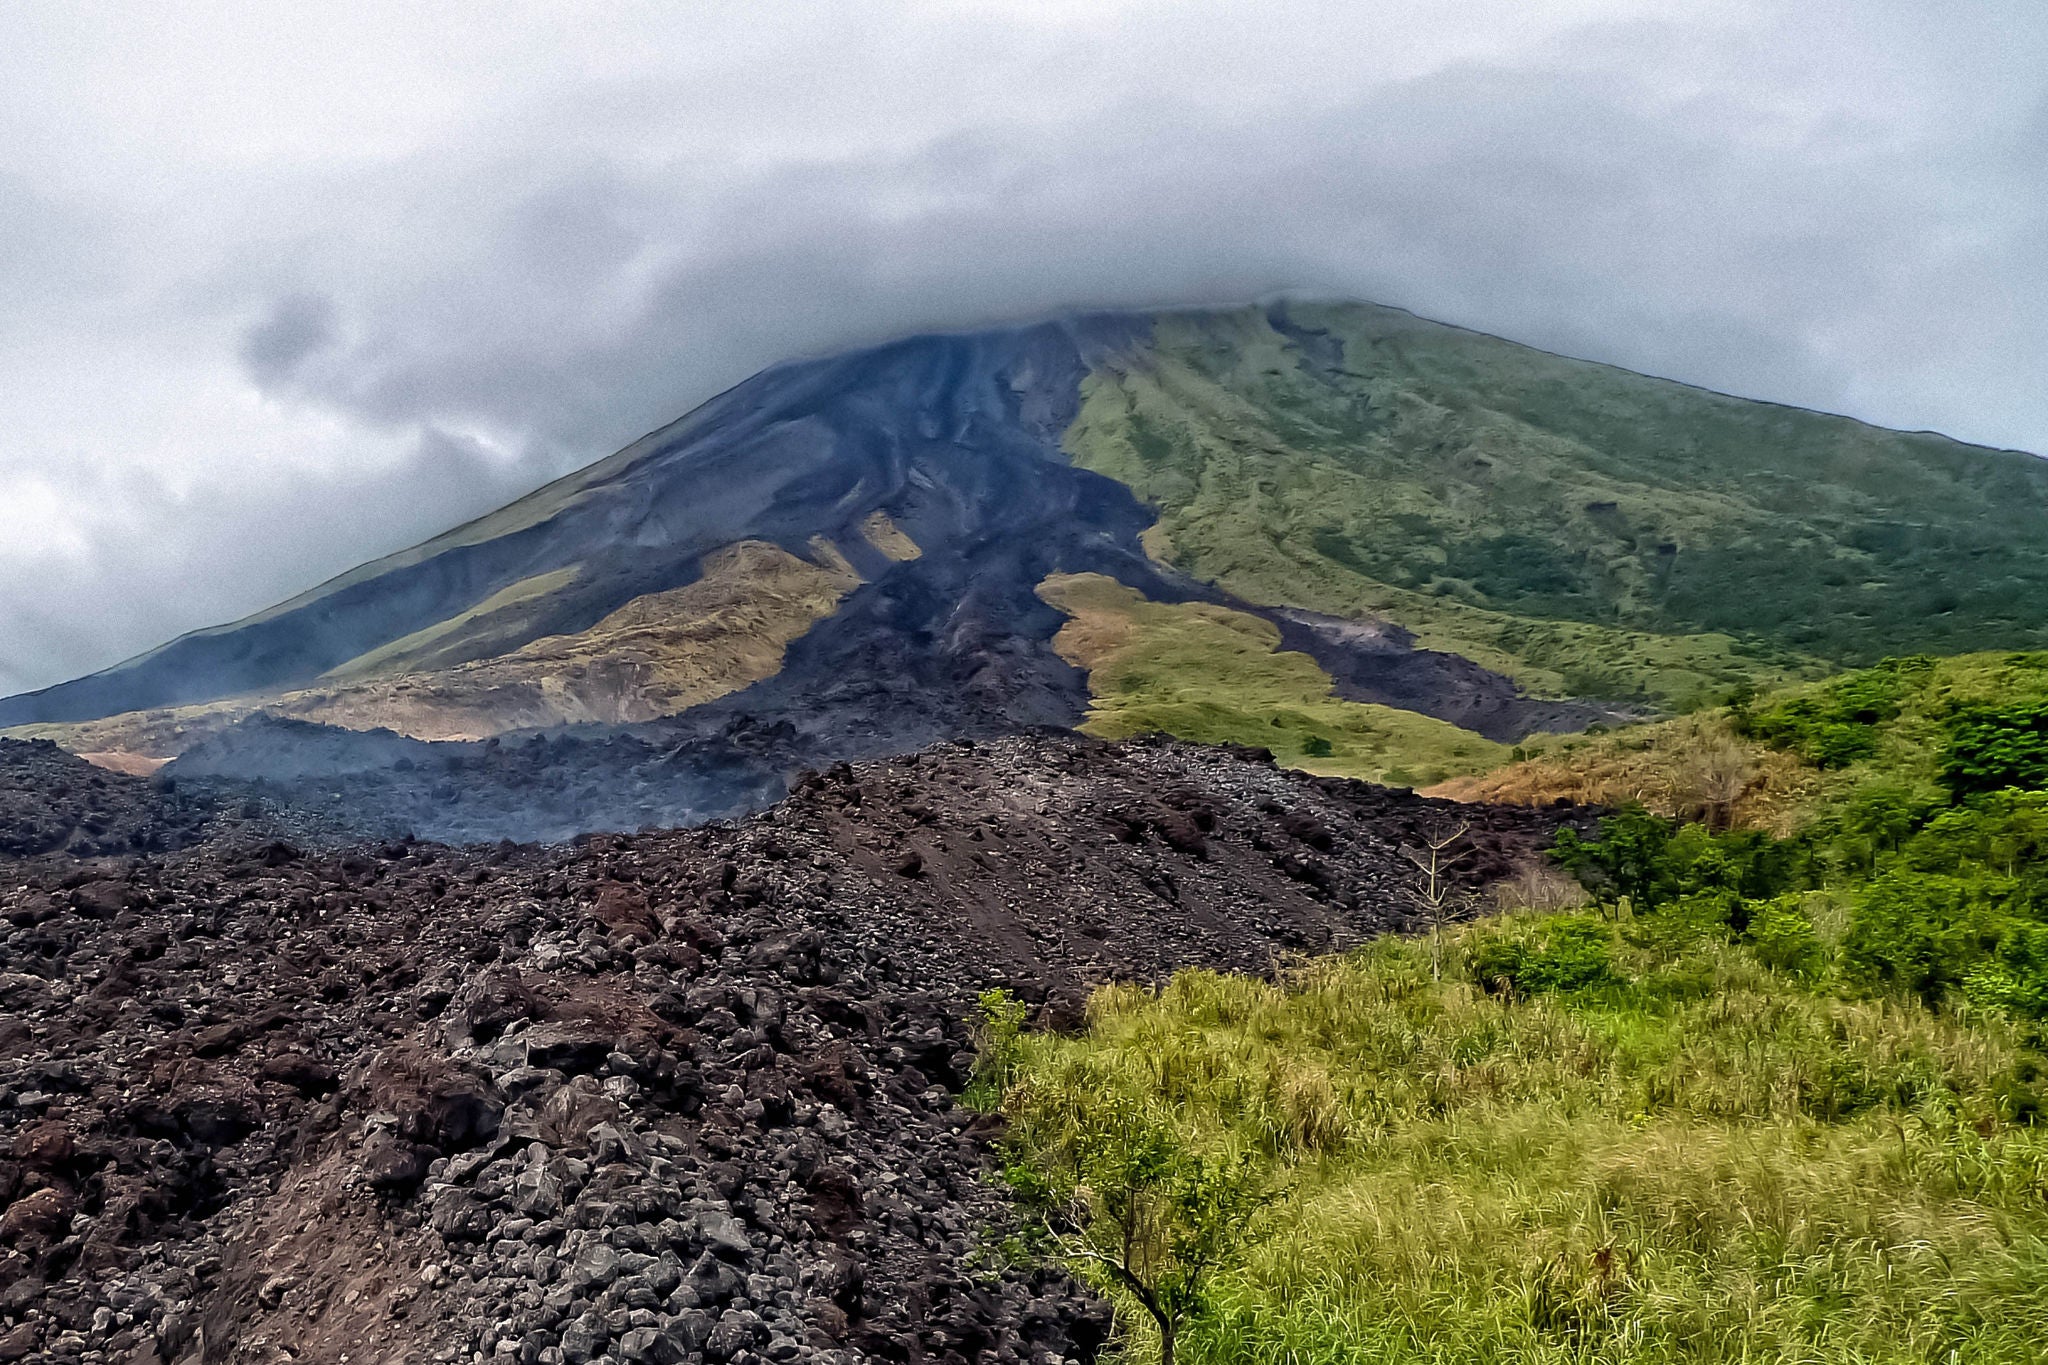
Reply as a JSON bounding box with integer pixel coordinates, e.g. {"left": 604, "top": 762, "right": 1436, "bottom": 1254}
{"left": 1, "top": 1, "right": 2043, "bottom": 696}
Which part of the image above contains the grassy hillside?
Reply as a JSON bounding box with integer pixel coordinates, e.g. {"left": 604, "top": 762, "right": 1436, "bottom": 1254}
{"left": 986, "top": 649, "right": 2048, "bottom": 1363}
{"left": 1067, "top": 304, "right": 2048, "bottom": 708}
{"left": 990, "top": 933, "right": 2048, "bottom": 1364}
{"left": 1439, "top": 652, "right": 2048, "bottom": 831}
{"left": 1038, "top": 572, "right": 1504, "bottom": 786}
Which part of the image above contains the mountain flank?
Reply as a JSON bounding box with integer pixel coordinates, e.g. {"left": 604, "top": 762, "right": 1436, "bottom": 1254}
{"left": 6, "top": 300, "right": 2045, "bottom": 839}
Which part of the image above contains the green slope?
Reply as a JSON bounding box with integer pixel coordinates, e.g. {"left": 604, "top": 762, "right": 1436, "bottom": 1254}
{"left": 1068, "top": 303, "right": 2048, "bottom": 709}
{"left": 984, "top": 650, "right": 2048, "bottom": 1364}
{"left": 1038, "top": 572, "right": 1505, "bottom": 786}
{"left": 991, "top": 933, "right": 2048, "bottom": 1364}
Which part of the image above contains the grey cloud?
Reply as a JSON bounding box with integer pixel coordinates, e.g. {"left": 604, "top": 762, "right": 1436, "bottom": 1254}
{"left": 260, "top": 59, "right": 2048, "bottom": 464}
{"left": 0, "top": 422, "right": 559, "bottom": 697}
{"left": 239, "top": 292, "right": 339, "bottom": 389}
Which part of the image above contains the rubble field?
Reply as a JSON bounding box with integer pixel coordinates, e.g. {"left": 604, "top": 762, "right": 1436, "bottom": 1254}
{"left": 0, "top": 734, "right": 1582, "bottom": 1365}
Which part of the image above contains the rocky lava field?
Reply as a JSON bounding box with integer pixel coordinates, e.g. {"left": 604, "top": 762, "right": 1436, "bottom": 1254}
{"left": 0, "top": 735, "right": 1584, "bottom": 1365}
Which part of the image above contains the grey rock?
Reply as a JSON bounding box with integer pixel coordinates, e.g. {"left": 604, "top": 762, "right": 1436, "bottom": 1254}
{"left": 512, "top": 1163, "right": 566, "bottom": 1219}
{"left": 649, "top": 1312, "right": 713, "bottom": 1365}
{"left": 690, "top": 1211, "right": 751, "bottom": 1258}
{"left": 495, "top": 1065, "right": 565, "bottom": 1101}
{"left": 589, "top": 1122, "right": 646, "bottom": 1167}
{"left": 430, "top": 1189, "right": 493, "bottom": 1242}
{"left": 558, "top": 1322, "right": 606, "bottom": 1365}
{"left": 647, "top": 1256, "right": 684, "bottom": 1296}
{"left": 704, "top": 1310, "right": 764, "bottom": 1364}
{"left": 616, "top": 1326, "right": 662, "bottom": 1362}
{"left": 565, "top": 1244, "right": 621, "bottom": 1294}
{"left": 686, "top": 1252, "right": 746, "bottom": 1307}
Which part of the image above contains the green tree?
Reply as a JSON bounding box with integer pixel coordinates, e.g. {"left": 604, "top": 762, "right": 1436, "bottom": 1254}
{"left": 965, "top": 987, "right": 1030, "bottom": 1110}
{"left": 1552, "top": 808, "right": 1677, "bottom": 908}
{"left": 1940, "top": 701, "right": 2048, "bottom": 798}
{"left": 1010, "top": 1088, "right": 1272, "bottom": 1365}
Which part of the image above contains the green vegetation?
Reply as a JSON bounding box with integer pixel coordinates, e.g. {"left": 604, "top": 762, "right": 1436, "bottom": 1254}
{"left": 994, "top": 1074, "right": 1272, "bottom": 1365}
{"left": 993, "top": 934, "right": 2048, "bottom": 1363}
{"left": 1067, "top": 303, "right": 2048, "bottom": 707}
{"left": 990, "top": 650, "right": 2048, "bottom": 1362}
{"left": 1037, "top": 572, "right": 1504, "bottom": 787}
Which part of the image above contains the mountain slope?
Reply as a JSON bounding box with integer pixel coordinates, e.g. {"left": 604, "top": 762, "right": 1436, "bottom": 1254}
{"left": 1067, "top": 302, "right": 2048, "bottom": 705}
{"left": 5, "top": 301, "right": 2043, "bottom": 827}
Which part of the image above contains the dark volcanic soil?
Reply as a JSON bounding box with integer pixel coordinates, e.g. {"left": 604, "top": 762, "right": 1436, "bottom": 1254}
{"left": 0, "top": 740, "right": 219, "bottom": 859}
{"left": 0, "top": 735, "right": 1587, "bottom": 1365}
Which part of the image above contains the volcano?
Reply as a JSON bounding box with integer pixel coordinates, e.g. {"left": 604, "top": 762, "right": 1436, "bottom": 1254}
{"left": 8, "top": 299, "right": 2047, "bottom": 841}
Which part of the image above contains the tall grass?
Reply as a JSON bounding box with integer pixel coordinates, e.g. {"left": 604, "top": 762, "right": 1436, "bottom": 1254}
{"left": 999, "top": 922, "right": 2048, "bottom": 1364}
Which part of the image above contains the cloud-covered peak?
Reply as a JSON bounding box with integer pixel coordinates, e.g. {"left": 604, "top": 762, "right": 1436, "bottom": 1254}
{"left": 0, "top": 0, "right": 2042, "bottom": 696}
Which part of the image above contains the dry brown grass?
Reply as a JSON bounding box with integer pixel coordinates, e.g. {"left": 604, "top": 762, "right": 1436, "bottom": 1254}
{"left": 859, "top": 510, "right": 922, "bottom": 562}
{"left": 1430, "top": 714, "right": 1824, "bottom": 835}
{"left": 9, "top": 540, "right": 856, "bottom": 754}
{"left": 1489, "top": 863, "right": 1590, "bottom": 913}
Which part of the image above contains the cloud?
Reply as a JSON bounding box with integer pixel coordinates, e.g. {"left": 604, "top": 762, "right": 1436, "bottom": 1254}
{"left": 240, "top": 293, "right": 340, "bottom": 390}
{"left": 0, "top": 0, "right": 2043, "bottom": 694}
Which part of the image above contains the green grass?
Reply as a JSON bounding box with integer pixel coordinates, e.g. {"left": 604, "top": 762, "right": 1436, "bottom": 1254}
{"left": 992, "top": 649, "right": 2048, "bottom": 1363}
{"left": 1038, "top": 572, "right": 1505, "bottom": 786}
{"left": 997, "top": 926, "right": 2048, "bottom": 1364}
{"left": 1067, "top": 303, "right": 2048, "bottom": 708}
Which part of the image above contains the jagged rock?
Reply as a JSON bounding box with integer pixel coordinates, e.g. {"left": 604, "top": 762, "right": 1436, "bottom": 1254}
{"left": 260, "top": 1053, "right": 339, "bottom": 1095}
{"left": 359, "top": 1131, "right": 431, "bottom": 1189}
{"left": 431, "top": 1189, "right": 493, "bottom": 1242}
{"left": 650, "top": 1312, "right": 713, "bottom": 1363}
{"left": 685, "top": 1250, "right": 746, "bottom": 1306}
{"left": 0, "top": 1185, "right": 73, "bottom": 1245}
{"left": 688, "top": 1211, "right": 751, "bottom": 1258}
{"left": 0, "top": 732, "right": 1583, "bottom": 1365}
{"left": 559, "top": 1320, "right": 606, "bottom": 1363}
{"left": 510, "top": 1160, "right": 565, "bottom": 1218}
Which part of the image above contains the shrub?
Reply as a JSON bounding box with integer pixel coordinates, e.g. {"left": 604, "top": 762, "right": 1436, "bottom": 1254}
{"left": 1629, "top": 889, "right": 1739, "bottom": 956}
{"left": 1003, "top": 1083, "right": 1273, "bottom": 1365}
{"left": 967, "top": 987, "right": 1029, "bottom": 1109}
{"left": 1840, "top": 872, "right": 1997, "bottom": 1006}
{"left": 1746, "top": 670, "right": 1903, "bottom": 768}
{"left": 1551, "top": 808, "right": 1677, "bottom": 908}
{"left": 1746, "top": 894, "right": 1828, "bottom": 980}
{"left": 1941, "top": 701, "right": 2048, "bottom": 798}
{"left": 1552, "top": 808, "right": 1807, "bottom": 913}
{"left": 1964, "top": 922, "right": 2048, "bottom": 1021}
{"left": 1467, "top": 914, "right": 1616, "bottom": 995}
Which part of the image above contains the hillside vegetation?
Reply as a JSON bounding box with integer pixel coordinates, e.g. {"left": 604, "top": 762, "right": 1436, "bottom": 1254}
{"left": 1067, "top": 304, "right": 2048, "bottom": 708}
{"left": 1038, "top": 572, "right": 1504, "bottom": 787}
{"left": 1441, "top": 651, "right": 2048, "bottom": 834}
{"left": 987, "top": 650, "right": 2048, "bottom": 1363}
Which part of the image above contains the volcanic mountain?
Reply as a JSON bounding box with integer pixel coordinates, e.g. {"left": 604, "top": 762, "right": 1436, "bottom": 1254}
{"left": 7, "top": 299, "right": 2047, "bottom": 840}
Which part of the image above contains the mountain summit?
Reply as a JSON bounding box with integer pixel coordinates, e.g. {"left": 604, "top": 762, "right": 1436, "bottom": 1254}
{"left": 8, "top": 300, "right": 2047, "bottom": 836}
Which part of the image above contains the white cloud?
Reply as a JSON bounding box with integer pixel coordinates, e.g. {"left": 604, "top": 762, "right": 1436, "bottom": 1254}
{"left": 0, "top": 0, "right": 2042, "bottom": 695}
